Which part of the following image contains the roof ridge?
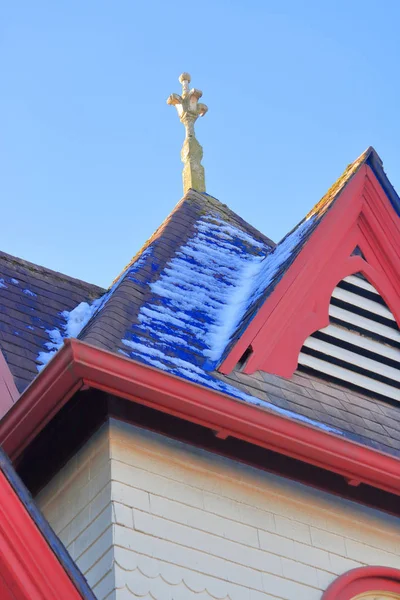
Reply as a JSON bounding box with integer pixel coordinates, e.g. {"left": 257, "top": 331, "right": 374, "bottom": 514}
{"left": 78, "top": 190, "right": 214, "bottom": 349}
{"left": 305, "top": 146, "right": 371, "bottom": 221}
{"left": 110, "top": 192, "right": 191, "bottom": 286}
{"left": 78, "top": 188, "right": 272, "bottom": 354}
{"left": 192, "top": 190, "right": 275, "bottom": 247}
{"left": 217, "top": 147, "right": 375, "bottom": 365}
{"left": 0, "top": 250, "right": 105, "bottom": 293}
{"left": 111, "top": 189, "right": 274, "bottom": 288}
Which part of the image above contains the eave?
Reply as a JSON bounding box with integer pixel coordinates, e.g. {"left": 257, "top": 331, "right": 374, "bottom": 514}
{"left": 1, "top": 338, "right": 400, "bottom": 500}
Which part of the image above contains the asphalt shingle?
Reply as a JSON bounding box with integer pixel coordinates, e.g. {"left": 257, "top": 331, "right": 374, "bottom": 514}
{"left": 0, "top": 147, "right": 399, "bottom": 459}
{"left": 0, "top": 251, "right": 104, "bottom": 392}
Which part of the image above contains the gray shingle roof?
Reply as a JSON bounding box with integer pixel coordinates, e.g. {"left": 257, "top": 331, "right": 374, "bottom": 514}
{"left": 1, "top": 147, "right": 399, "bottom": 458}
{"left": 0, "top": 251, "right": 104, "bottom": 392}
{"left": 218, "top": 369, "right": 400, "bottom": 457}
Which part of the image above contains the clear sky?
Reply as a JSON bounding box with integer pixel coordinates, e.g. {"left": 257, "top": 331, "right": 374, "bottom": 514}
{"left": 0, "top": 1, "right": 399, "bottom": 288}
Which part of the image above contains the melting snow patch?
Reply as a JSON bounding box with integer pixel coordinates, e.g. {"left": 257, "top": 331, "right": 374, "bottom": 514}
{"left": 10, "top": 278, "right": 19, "bottom": 285}
{"left": 0, "top": 279, "right": 7, "bottom": 289}
{"left": 122, "top": 340, "right": 342, "bottom": 435}
{"left": 62, "top": 301, "right": 101, "bottom": 338}
{"left": 36, "top": 247, "right": 153, "bottom": 370}
{"left": 37, "top": 300, "right": 102, "bottom": 369}
{"left": 120, "top": 213, "right": 338, "bottom": 435}
{"left": 37, "top": 350, "right": 57, "bottom": 371}
{"left": 126, "top": 213, "right": 315, "bottom": 370}
{"left": 205, "top": 216, "right": 315, "bottom": 361}
{"left": 131, "top": 214, "right": 270, "bottom": 368}
{"left": 44, "top": 327, "right": 64, "bottom": 350}
{"left": 23, "top": 289, "right": 37, "bottom": 297}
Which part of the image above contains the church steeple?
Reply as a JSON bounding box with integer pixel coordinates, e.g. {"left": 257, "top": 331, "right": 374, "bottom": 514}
{"left": 167, "top": 73, "right": 208, "bottom": 194}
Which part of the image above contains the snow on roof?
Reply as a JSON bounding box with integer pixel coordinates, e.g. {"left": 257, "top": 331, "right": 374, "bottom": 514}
{"left": 123, "top": 213, "right": 268, "bottom": 366}
{"left": 118, "top": 213, "right": 340, "bottom": 434}
{"left": 37, "top": 249, "right": 152, "bottom": 369}
{"left": 13, "top": 152, "right": 400, "bottom": 449}
{"left": 36, "top": 209, "right": 338, "bottom": 434}
{"left": 126, "top": 213, "right": 316, "bottom": 369}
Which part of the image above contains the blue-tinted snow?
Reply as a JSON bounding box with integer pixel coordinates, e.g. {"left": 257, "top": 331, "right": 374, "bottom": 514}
{"left": 121, "top": 213, "right": 340, "bottom": 434}
{"left": 125, "top": 213, "right": 315, "bottom": 368}
{"left": 35, "top": 212, "right": 339, "bottom": 433}
{"left": 23, "top": 289, "right": 37, "bottom": 297}
{"left": 0, "top": 279, "right": 7, "bottom": 289}
{"left": 36, "top": 248, "right": 152, "bottom": 370}
{"left": 10, "top": 278, "right": 19, "bottom": 285}
{"left": 122, "top": 335, "right": 341, "bottom": 433}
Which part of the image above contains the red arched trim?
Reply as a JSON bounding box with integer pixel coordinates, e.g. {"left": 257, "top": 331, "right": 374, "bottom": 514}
{"left": 263, "top": 255, "right": 400, "bottom": 379}
{"left": 220, "top": 163, "right": 400, "bottom": 376}
{"left": 322, "top": 566, "right": 400, "bottom": 599}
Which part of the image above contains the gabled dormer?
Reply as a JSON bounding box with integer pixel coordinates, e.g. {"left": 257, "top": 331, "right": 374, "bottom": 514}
{"left": 219, "top": 147, "right": 400, "bottom": 402}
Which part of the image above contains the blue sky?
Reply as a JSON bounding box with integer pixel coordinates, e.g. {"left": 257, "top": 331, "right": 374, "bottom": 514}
{"left": 0, "top": 1, "right": 399, "bottom": 288}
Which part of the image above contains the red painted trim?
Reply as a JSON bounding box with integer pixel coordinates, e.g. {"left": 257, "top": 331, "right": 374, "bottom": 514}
{"left": 0, "top": 351, "right": 19, "bottom": 420}
{"left": 2, "top": 338, "right": 400, "bottom": 498}
{"left": 0, "top": 469, "right": 83, "bottom": 599}
{"left": 219, "top": 165, "right": 400, "bottom": 376}
{"left": 322, "top": 566, "right": 400, "bottom": 599}
{"left": 0, "top": 571, "right": 15, "bottom": 599}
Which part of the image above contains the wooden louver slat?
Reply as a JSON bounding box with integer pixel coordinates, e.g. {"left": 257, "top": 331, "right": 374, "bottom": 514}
{"left": 299, "top": 274, "right": 400, "bottom": 402}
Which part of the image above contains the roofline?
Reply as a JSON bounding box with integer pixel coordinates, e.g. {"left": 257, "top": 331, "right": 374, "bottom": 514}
{"left": 1, "top": 339, "right": 400, "bottom": 498}
{"left": 366, "top": 146, "right": 400, "bottom": 216}
{"left": 220, "top": 150, "right": 400, "bottom": 375}
{"left": 0, "top": 250, "right": 105, "bottom": 294}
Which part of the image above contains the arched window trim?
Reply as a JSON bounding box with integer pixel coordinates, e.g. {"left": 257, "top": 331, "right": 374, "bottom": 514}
{"left": 323, "top": 567, "right": 400, "bottom": 600}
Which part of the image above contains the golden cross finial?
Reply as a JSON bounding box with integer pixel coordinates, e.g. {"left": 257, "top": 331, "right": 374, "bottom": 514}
{"left": 167, "top": 73, "right": 208, "bottom": 194}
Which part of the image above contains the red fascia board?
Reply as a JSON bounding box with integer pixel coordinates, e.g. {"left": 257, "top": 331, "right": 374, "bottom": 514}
{"left": 0, "top": 350, "right": 20, "bottom": 420}
{"left": 322, "top": 566, "right": 400, "bottom": 599}
{"left": 1, "top": 339, "right": 400, "bottom": 498}
{"left": 0, "top": 469, "right": 84, "bottom": 600}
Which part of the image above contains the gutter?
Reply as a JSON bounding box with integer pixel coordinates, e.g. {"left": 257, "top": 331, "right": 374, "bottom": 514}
{"left": 1, "top": 339, "right": 400, "bottom": 496}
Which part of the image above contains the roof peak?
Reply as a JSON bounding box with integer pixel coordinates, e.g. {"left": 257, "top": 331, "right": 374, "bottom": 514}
{"left": 112, "top": 188, "right": 274, "bottom": 289}
{"left": 167, "top": 73, "right": 208, "bottom": 194}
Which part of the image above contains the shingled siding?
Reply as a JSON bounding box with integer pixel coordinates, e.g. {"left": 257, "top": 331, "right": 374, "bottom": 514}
{"left": 108, "top": 420, "right": 400, "bottom": 600}
{"left": 34, "top": 419, "right": 400, "bottom": 600}
{"left": 36, "top": 424, "right": 114, "bottom": 598}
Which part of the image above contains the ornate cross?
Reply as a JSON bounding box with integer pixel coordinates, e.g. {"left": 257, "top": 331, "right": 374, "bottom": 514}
{"left": 167, "top": 73, "right": 208, "bottom": 194}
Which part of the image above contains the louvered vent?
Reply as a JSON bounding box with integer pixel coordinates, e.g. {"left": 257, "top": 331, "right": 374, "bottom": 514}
{"left": 298, "top": 274, "right": 400, "bottom": 402}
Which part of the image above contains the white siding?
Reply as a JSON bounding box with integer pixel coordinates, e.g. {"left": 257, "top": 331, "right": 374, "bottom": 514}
{"left": 108, "top": 420, "right": 400, "bottom": 600}
{"left": 36, "top": 423, "right": 114, "bottom": 599}
{"left": 36, "top": 419, "right": 400, "bottom": 600}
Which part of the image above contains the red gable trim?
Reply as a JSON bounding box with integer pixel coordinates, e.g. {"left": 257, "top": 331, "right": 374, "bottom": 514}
{"left": 1, "top": 338, "right": 400, "bottom": 498}
{"left": 0, "top": 468, "right": 84, "bottom": 599}
{"left": 0, "top": 351, "right": 19, "bottom": 420}
{"left": 322, "top": 566, "right": 400, "bottom": 599}
{"left": 219, "top": 165, "right": 400, "bottom": 376}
